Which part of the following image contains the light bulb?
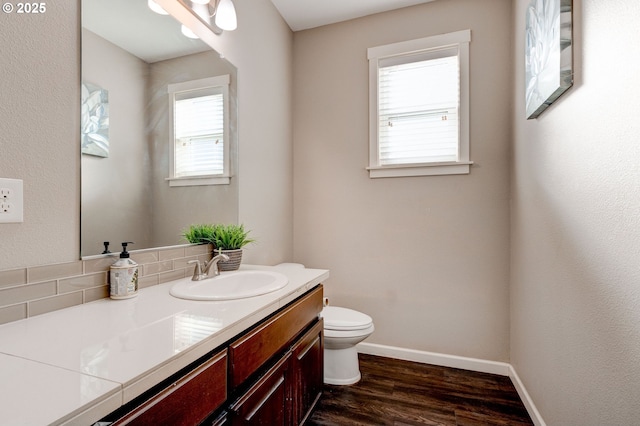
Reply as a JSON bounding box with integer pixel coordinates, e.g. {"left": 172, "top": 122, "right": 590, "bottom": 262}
{"left": 147, "top": 0, "right": 168, "bottom": 15}
{"left": 181, "top": 24, "right": 199, "bottom": 39}
{"left": 215, "top": 0, "right": 237, "bottom": 31}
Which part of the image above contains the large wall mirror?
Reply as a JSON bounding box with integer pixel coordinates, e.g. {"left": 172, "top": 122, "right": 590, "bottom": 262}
{"left": 81, "top": 0, "right": 238, "bottom": 257}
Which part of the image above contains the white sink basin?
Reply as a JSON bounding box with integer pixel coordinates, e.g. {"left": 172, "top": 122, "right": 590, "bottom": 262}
{"left": 169, "top": 270, "right": 289, "bottom": 301}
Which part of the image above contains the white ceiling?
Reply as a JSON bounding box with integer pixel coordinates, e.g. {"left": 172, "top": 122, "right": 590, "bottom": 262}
{"left": 83, "top": 0, "right": 210, "bottom": 63}
{"left": 269, "top": 0, "right": 437, "bottom": 31}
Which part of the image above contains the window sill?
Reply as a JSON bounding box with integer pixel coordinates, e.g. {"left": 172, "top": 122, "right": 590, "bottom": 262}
{"left": 367, "top": 161, "right": 473, "bottom": 178}
{"left": 166, "top": 175, "right": 230, "bottom": 187}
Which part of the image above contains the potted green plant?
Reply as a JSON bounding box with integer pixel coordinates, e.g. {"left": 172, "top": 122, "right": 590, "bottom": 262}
{"left": 208, "top": 224, "right": 254, "bottom": 271}
{"left": 182, "top": 223, "right": 254, "bottom": 271}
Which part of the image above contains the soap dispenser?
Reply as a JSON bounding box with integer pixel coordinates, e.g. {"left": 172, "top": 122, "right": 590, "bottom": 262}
{"left": 109, "top": 242, "right": 139, "bottom": 299}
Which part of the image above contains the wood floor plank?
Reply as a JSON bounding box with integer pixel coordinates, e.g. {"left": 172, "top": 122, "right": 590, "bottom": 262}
{"left": 307, "top": 354, "right": 533, "bottom": 426}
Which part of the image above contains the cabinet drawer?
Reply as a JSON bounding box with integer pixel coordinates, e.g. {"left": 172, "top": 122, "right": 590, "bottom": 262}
{"left": 228, "top": 353, "right": 291, "bottom": 425}
{"left": 113, "top": 351, "right": 227, "bottom": 426}
{"left": 229, "top": 285, "right": 323, "bottom": 388}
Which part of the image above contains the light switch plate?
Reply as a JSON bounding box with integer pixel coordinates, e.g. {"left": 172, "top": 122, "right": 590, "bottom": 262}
{"left": 0, "top": 178, "right": 23, "bottom": 223}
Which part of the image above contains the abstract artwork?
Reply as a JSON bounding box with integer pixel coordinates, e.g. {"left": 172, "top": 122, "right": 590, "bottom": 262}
{"left": 81, "top": 82, "right": 109, "bottom": 157}
{"left": 525, "top": 0, "right": 573, "bottom": 119}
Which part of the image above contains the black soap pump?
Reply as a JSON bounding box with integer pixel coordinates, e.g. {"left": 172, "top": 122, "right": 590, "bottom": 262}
{"left": 109, "top": 242, "right": 139, "bottom": 299}
{"left": 102, "top": 241, "right": 111, "bottom": 254}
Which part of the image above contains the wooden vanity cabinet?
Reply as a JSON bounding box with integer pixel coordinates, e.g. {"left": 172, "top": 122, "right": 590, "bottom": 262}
{"left": 227, "top": 286, "right": 324, "bottom": 426}
{"left": 96, "top": 285, "right": 324, "bottom": 426}
{"left": 227, "top": 319, "right": 324, "bottom": 426}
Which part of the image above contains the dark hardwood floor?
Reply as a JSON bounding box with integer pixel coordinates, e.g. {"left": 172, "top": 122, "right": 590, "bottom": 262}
{"left": 308, "top": 354, "right": 533, "bottom": 426}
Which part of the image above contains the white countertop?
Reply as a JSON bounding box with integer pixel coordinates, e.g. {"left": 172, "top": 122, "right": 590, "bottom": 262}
{"left": 0, "top": 264, "right": 329, "bottom": 426}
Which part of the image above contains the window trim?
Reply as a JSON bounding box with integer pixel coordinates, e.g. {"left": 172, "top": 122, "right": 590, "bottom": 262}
{"left": 367, "top": 30, "right": 472, "bottom": 178}
{"left": 166, "top": 75, "right": 231, "bottom": 187}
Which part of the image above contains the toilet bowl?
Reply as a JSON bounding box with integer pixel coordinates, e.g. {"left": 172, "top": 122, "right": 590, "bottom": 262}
{"left": 321, "top": 306, "right": 374, "bottom": 385}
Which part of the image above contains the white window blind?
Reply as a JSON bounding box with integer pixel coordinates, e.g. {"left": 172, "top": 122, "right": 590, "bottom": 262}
{"left": 174, "top": 92, "right": 224, "bottom": 177}
{"left": 167, "top": 75, "right": 230, "bottom": 186}
{"left": 367, "top": 30, "right": 471, "bottom": 178}
{"left": 378, "top": 50, "right": 459, "bottom": 165}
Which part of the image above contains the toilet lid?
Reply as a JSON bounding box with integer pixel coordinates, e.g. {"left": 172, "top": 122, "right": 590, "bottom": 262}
{"left": 321, "top": 306, "right": 373, "bottom": 331}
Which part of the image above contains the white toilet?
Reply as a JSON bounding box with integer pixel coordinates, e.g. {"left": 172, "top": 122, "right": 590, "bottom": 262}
{"left": 273, "top": 263, "right": 375, "bottom": 385}
{"left": 321, "top": 306, "right": 375, "bottom": 385}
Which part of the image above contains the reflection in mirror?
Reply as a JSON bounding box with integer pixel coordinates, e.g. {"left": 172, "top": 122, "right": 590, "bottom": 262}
{"left": 81, "top": 0, "right": 238, "bottom": 257}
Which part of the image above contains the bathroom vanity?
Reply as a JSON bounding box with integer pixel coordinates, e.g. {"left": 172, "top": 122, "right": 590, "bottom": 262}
{"left": 0, "top": 265, "right": 328, "bottom": 425}
{"left": 103, "top": 285, "right": 323, "bottom": 425}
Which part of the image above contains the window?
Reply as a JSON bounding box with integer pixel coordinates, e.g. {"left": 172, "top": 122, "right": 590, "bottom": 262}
{"left": 367, "top": 30, "right": 472, "bottom": 178}
{"left": 167, "top": 75, "right": 230, "bottom": 186}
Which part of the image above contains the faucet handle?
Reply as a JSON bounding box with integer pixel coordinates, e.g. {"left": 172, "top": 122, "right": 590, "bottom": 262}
{"left": 188, "top": 260, "right": 202, "bottom": 281}
{"left": 214, "top": 249, "right": 230, "bottom": 262}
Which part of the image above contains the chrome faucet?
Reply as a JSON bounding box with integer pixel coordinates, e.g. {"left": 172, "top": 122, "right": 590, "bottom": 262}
{"left": 203, "top": 253, "right": 230, "bottom": 277}
{"left": 187, "top": 259, "right": 204, "bottom": 281}
{"left": 188, "top": 253, "right": 230, "bottom": 281}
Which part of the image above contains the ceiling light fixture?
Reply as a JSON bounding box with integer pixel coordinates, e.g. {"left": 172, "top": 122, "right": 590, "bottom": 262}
{"left": 214, "top": 0, "right": 237, "bottom": 31}
{"left": 149, "top": 0, "right": 236, "bottom": 39}
{"left": 147, "top": 0, "right": 168, "bottom": 15}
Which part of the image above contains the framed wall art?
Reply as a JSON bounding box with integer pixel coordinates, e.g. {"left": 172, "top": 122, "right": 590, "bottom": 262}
{"left": 81, "top": 82, "right": 110, "bottom": 157}
{"left": 525, "top": 0, "right": 573, "bottom": 119}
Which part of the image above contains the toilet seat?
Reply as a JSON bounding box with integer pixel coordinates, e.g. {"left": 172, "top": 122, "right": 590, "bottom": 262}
{"left": 322, "top": 306, "right": 373, "bottom": 331}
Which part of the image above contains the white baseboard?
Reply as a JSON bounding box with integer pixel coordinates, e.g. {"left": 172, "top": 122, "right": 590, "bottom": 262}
{"left": 508, "top": 365, "right": 547, "bottom": 426}
{"left": 357, "top": 342, "right": 511, "bottom": 375}
{"left": 356, "top": 342, "right": 545, "bottom": 426}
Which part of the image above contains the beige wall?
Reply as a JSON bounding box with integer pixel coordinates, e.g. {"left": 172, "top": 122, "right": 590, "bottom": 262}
{"left": 0, "top": 2, "right": 79, "bottom": 269}
{"left": 511, "top": 0, "right": 640, "bottom": 424}
{"left": 292, "top": 0, "right": 513, "bottom": 362}
{"left": 0, "top": 0, "right": 293, "bottom": 270}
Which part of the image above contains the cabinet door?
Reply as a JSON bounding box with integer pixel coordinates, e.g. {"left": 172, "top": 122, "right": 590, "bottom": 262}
{"left": 292, "top": 320, "right": 323, "bottom": 425}
{"left": 229, "top": 354, "right": 292, "bottom": 426}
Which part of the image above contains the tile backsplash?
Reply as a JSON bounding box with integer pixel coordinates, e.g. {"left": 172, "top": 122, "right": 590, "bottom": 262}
{"left": 0, "top": 244, "right": 213, "bottom": 325}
